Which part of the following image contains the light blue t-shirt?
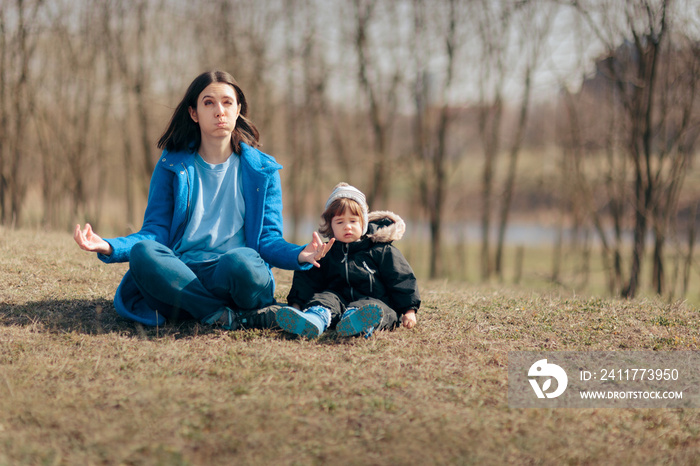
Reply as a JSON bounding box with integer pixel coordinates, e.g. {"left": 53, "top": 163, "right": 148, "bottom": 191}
{"left": 175, "top": 153, "right": 246, "bottom": 263}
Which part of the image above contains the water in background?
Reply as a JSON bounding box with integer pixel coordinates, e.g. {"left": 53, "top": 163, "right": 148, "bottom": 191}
{"left": 286, "top": 217, "right": 623, "bottom": 247}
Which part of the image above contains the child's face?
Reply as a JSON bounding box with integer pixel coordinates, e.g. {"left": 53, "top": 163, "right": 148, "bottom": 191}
{"left": 331, "top": 210, "right": 363, "bottom": 243}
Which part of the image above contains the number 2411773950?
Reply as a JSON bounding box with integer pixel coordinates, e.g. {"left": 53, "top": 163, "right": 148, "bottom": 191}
{"left": 598, "top": 368, "right": 679, "bottom": 381}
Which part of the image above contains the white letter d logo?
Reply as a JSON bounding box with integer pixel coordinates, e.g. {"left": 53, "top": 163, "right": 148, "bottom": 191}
{"left": 528, "top": 359, "right": 568, "bottom": 399}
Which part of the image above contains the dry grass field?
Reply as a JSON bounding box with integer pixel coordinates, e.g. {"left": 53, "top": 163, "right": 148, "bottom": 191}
{"left": 0, "top": 228, "right": 699, "bottom": 465}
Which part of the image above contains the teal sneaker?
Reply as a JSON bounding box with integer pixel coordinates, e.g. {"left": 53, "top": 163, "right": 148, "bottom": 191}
{"left": 336, "top": 303, "right": 383, "bottom": 338}
{"left": 276, "top": 306, "right": 328, "bottom": 338}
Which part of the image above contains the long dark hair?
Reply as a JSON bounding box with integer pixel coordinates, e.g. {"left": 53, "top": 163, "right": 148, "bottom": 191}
{"left": 157, "top": 70, "right": 260, "bottom": 154}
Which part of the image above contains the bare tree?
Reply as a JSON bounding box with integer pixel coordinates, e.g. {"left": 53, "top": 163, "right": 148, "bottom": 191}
{"left": 472, "top": 0, "right": 512, "bottom": 280}
{"left": 547, "top": 5, "right": 628, "bottom": 295}
{"left": 350, "top": 0, "right": 403, "bottom": 209}
{"left": 281, "top": 0, "right": 330, "bottom": 241}
{"left": 110, "top": 0, "right": 163, "bottom": 194}
{"left": 0, "top": 0, "right": 46, "bottom": 226}
{"left": 281, "top": 0, "right": 305, "bottom": 241}
{"left": 54, "top": 3, "right": 105, "bottom": 222}
{"left": 557, "top": 82, "right": 625, "bottom": 294}
{"left": 494, "top": 1, "right": 556, "bottom": 280}
{"left": 410, "top": 0, "right": 465, "bottom": 278}
{"left": 569, "top": 0, "right": 700, "bottom": 298}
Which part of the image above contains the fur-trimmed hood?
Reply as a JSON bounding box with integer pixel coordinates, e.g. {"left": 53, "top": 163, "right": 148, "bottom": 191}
{"left": 366, "top": 210, "right": 406, "bottom": 243}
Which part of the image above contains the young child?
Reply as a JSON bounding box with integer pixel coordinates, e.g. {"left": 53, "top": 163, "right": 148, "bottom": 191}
{"left": 276, "top": 183, "right": 420, "bottom": 338}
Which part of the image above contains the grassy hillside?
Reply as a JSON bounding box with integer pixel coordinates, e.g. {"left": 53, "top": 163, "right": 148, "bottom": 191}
{"left": 0, "top": 229, "right": 698, "bottom": 465}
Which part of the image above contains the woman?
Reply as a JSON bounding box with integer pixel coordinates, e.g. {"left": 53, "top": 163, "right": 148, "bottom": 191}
{"left": 75, "top": 70, "right": 331, "bottom": 329}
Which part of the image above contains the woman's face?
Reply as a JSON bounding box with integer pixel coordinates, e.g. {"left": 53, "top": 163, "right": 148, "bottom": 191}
{"left": 188, "top": 82, "right": 241, "bottom": 141}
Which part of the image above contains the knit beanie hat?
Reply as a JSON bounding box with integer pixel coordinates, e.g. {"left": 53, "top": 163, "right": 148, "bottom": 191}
{"left": 325, "top": 182, "right": 369, "bottom": 235}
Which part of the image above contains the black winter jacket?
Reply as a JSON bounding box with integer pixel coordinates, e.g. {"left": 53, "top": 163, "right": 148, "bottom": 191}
{"left": 287, "top": 211, "right": 421, "bottom": 315}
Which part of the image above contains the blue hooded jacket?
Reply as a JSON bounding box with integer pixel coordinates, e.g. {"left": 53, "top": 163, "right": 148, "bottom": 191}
{"left": 99, "top": 143, "right": 309, "bottom": 326}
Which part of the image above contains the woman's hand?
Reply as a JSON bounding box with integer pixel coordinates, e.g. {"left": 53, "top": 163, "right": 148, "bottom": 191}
{"left": 74, "top": 223, "right": 113, "bottom": 256}
{"left": 401, "top": 310, "right": 417, "bottom": 329}
{"left": 298, "top": 231, "right": 335, "bottom": 267}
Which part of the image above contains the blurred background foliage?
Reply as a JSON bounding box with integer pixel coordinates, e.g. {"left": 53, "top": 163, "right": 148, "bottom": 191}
{"left": 1, "top": 0, "right": 699, "bottom": 300}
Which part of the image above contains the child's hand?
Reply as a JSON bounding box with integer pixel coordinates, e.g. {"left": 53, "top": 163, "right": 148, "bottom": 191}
{"left": 401, "top": 310, "right": 417, "bottom": 329}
